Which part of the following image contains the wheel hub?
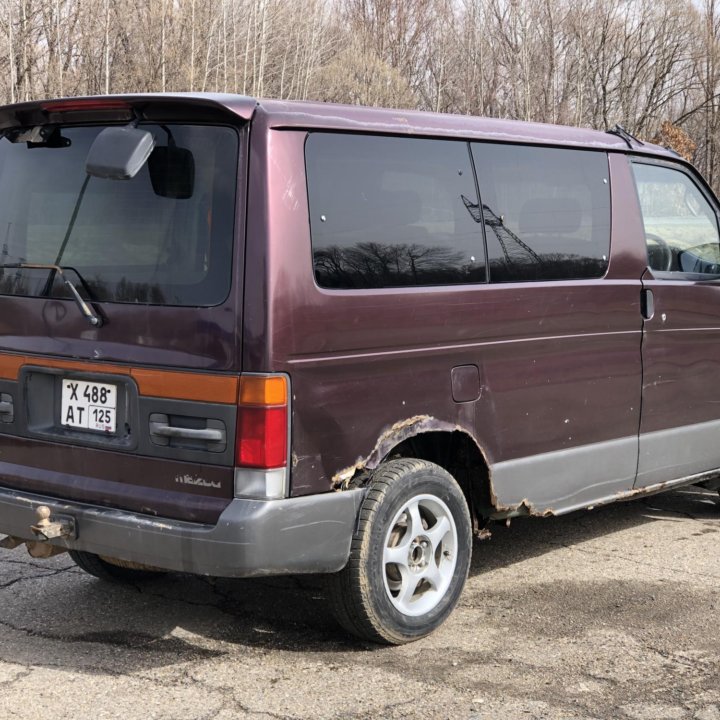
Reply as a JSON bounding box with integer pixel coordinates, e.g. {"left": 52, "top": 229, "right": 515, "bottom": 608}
{"left": 408, "top": 537, "right": 430, "bottom": 571}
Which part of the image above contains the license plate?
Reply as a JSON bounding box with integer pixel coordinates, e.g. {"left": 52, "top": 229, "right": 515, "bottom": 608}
{"left": 60, "top": 379, "right": 117, "bottom": 433}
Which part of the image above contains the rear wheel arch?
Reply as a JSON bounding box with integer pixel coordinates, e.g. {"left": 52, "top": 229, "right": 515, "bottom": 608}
{"left": 375, "top": 426, "right": 495, "bottom": 531}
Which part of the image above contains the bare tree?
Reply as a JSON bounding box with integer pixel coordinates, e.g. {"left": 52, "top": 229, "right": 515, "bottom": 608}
{"left": 1, "top": 0, "right": 720, "bottom": 190}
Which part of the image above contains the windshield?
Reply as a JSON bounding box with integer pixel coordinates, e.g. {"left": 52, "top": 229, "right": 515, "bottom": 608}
{"left": 0, "top": 123, "right": 238, "bottom": 306}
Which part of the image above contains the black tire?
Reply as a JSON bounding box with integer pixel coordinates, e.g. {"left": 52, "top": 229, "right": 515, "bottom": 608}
{"left": 328, "top": 458, "right": 472, "bottom": 645}
{"left": 69, "top": 550, "right": 165, "bottom": 584}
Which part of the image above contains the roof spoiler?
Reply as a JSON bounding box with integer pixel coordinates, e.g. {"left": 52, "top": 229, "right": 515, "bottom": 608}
{"left": 0, "top": 93, "right": 258, "bottom": 133}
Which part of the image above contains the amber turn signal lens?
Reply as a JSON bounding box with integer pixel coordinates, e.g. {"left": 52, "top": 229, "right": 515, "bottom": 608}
{"left": 238, "top": 375, "right": 287, "bottom": 406}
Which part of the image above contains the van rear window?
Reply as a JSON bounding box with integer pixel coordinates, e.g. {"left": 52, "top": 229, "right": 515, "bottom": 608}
{"left": 472, "top": 143, "right": 611, "bottom": 282}
{"left": 306, "top": 133, "right": 486, "bottom": 289}
{"left": 0, "top": 124, "right": 238, "bottom": 306}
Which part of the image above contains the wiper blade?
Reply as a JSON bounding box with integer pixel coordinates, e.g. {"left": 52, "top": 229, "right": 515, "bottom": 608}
{"left": 0, "top": 263, "right": 103, "bottom": 327}
{"left": 606, "top": 124, "right": 645, "bottom": 149}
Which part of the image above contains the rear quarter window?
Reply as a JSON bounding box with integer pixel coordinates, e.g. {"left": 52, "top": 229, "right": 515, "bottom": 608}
{"left": 305, "top": 133, "right": 486, "bottom": 289}
{"left": 471, "top": 143, "right": 611, "bottom": 282}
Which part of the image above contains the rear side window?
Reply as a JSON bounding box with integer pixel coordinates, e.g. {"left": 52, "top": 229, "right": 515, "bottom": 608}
{"left": 471, "top": 143, "right": 611, "bottom": 282}
{"left": 306, "top": 133, "right": 485, "bottom": 289}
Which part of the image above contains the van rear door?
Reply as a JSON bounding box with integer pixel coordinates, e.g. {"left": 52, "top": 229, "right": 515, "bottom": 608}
{"left": 0, "top": 97, "right": 248, "bottom": 523}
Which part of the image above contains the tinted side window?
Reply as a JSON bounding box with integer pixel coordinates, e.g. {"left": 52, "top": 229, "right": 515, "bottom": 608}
{"left": 471, "top": 143, "right": 611, "bottom": 282}
{"left": 306, "top": 133, "right": 485, "bottom": 289}
{"left": 632, "top": 162, "right": 720, "bottom": 275}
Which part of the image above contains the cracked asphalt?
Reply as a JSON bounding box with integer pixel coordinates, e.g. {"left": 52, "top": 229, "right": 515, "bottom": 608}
{"left": 2, "top": 486, "right": 720, "bottom": 720}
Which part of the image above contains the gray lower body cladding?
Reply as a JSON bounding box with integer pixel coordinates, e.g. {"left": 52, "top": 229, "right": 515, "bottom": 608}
{"left": 0, "top": 485, "right": 365, "bottom": 577}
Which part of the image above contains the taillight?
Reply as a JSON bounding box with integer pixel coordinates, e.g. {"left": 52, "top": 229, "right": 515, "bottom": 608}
{"left": 234, "top": 374, "right": 289, "bottom": 500}
{"left": 236, "top": 405, "right": 287, "bottom": 468}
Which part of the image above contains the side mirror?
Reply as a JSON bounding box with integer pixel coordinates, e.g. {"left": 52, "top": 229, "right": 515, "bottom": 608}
{"left": 86, "top": 125, "right": 155, "bottom": 180}
{"left": 147, "top": 146, "right": 195, "bottom": 199}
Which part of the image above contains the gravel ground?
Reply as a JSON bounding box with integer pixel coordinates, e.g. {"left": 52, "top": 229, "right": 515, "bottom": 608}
{"left": 1, "top": 485, "right": 720, "bottom": 720}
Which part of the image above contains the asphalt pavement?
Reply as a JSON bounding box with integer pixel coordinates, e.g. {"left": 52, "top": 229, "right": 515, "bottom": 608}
{"left": 2, "top": 485, "right": 720, "bottom": 720}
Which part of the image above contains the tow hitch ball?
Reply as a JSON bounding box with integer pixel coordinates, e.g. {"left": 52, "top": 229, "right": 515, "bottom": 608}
{"left": 31, "top": 505, "right": 76, "bottom": 541}
{"left": 0, "top": 505, "right": 76, "bottom": 559}
{"left": 28, "top": 505, "right": 76, "bottom": 558}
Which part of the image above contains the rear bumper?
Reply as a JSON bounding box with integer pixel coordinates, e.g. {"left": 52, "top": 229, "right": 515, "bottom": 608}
{"left": 0, "top": 485, "right": 364, "bottom": 577}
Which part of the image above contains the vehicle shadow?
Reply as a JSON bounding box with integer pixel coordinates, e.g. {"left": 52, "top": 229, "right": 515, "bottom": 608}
{"left": 0, "top": 485, "right": 717, "bottom": 669}
{"left": 468, "top": 483, "right": 720, "bottom": 576}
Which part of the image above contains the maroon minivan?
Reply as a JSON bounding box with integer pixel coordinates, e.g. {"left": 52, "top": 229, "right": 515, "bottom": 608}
{"left": 0, "top": 93, "right": 718, "bottom": 644}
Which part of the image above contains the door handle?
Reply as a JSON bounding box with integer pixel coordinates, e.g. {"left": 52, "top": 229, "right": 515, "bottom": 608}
{"left": 148, "top": 413, "right": 227, "bottom": 452}
{"left": 641, "top": 288, "right": 655, "bottom": 320}
{"left": 149, "top": 421, "right": 225, "bottom": 442}
{"left": 0, "top": 394, "right": 13, "bottom": 423}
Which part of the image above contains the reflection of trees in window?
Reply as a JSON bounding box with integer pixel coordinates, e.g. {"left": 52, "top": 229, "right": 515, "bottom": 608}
{"left": 0, "top": 267, "right": 167, "bottom": 304}
{"left": 488, "top": 255, "right": 607, "bottom": 282}
{"left": 97, "top": 277, "right": 168, "bottom": 304}
{"left": 0, "top": 270, "right": 30, "bottom": 296}
{"left": 314, "top": 241, "right": 484, "bottom": 289}
{"left": 462, "top": 197, "right": 606, "bottom": 282}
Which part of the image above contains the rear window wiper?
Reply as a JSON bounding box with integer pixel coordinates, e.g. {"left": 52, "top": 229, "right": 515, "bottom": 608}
{"left": 0, "top": 263, "right": 103, "bottom": 327}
